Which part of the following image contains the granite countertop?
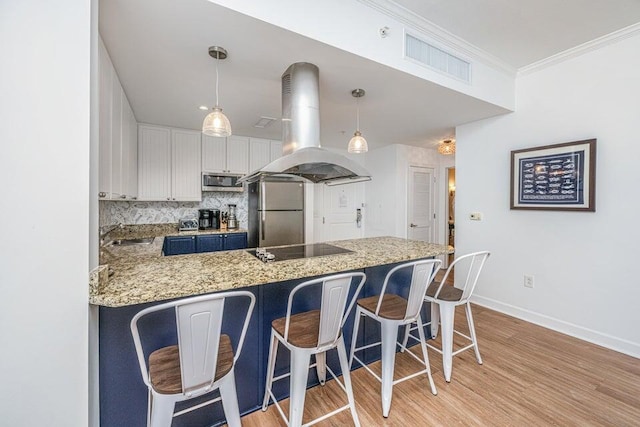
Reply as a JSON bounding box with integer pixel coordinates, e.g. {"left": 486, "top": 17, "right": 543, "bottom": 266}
{"left": 91, "top": 234, "right": 453, "bottom": 308}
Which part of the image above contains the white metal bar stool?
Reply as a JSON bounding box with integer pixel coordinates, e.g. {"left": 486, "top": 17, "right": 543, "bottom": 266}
{"left": 403, "top": 251, "right": 490, "bottom": 382}
{"left": 349, "top": 259, "right": 441, "bottom": 418}
{"left": 130, "top": 290, "right": 256, "bottom": 427}
{"left": 262, "top": 272, "right": 366, "bottom": 427}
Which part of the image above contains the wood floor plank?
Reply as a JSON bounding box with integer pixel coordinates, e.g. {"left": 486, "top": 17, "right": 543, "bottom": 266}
{"left": 241, "top": 305, "right": 640, "bottom": 426}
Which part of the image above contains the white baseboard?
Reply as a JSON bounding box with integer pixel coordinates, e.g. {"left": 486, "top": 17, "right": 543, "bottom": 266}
{"left": 471, "top": 294, "right": 640, "bottom": 359}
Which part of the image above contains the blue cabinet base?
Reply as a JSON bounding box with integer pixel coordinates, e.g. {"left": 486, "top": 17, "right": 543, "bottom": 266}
{"left": 164, "top": 232, "right": 247, "bottom": 256}
{"left": 98, "top": 260, "right": 433, "bottom": 426}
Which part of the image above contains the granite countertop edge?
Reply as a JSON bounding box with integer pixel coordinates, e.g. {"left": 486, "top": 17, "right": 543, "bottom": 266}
{"left": 91, "top": 235, "right": 453, "bottom": 308}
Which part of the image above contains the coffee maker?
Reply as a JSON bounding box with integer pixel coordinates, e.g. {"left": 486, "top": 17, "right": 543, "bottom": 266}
{"left": 198, "top": 209, "right": 212, "bottom": 230}
{"left": 199, "top": 209, "right": 221, "bottom": 230}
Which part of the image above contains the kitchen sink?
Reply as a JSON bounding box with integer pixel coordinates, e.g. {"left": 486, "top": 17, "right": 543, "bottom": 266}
{"left": 110, "top": 237, "right": 155, "bottom": 246}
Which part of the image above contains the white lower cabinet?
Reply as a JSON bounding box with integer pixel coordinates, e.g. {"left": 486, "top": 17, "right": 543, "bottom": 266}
{"left": 138, "top": 125, "right": 202, "bottom": 201}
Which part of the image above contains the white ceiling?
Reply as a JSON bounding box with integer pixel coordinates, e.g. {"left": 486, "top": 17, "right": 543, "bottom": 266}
{"left": 393, "top": 0, "right": 640, "bottom": 68}
{"left": 99, "top": 0, "right": 640, "bottom": 150}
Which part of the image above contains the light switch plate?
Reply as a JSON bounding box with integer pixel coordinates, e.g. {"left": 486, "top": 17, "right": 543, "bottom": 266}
{"left": 469, "top": 212, "right": 482, "bottom": 221}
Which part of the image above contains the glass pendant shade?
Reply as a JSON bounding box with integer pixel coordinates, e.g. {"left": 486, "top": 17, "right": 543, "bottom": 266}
{"left": 202, "top": 107, "right": 232, "bottom": 137}
{"left": 438, "top": 139, "right": 456, "bottom": 155}
{"left": 348, "top": 88, "right": 368, "bottom": 153}
{"left": 348, "top": 131, "right": 369, "bottom": 154}
{"left": 203, "top": 46, "right": 231, "bottom": 137}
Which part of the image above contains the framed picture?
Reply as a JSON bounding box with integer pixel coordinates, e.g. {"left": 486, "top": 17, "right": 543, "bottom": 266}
{"left": 510, "top": 139, "right": 596, "bottom": 211}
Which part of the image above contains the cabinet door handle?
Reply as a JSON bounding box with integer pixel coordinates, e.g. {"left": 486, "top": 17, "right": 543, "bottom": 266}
{"left": 167, "top": 198, "right": 170, "bottom": 201}
{"left": 410, "top": 223, "right": 418, "bottom": 228}
{"left": 121, "top": 195, "right": 126, "bottom": 199}
{"left": 98, "top": 192, "right": 106, "bottom": 198}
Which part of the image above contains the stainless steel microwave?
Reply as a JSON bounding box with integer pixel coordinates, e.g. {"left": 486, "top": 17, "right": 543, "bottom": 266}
{"left": 202, "top": 173, "right": 244, "bottom": 192}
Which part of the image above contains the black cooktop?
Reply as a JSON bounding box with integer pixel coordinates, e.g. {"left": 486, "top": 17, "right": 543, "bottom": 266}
{"left": 248, "top": 243, "right": 353, "bottom": 262}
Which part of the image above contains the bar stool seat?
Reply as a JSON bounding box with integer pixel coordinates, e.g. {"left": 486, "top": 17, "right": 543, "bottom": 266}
{"left": 356, "top": 294, "right": 407, "bottom": 320}
{"left": 262, "top": 272, "right": 366, "bottom": 427}
{"left": 148, "top": 335, "right": 234, "bottom": 394}
{"left": 404, "top": 251, "right": 490, "bottom": 383}
{"left": 272, "top": 310, "right": 320, "bottom": 348}
{"left": 349, "top": 259, "right": 442, "bottom": 418}
{"left": 425, "top": 282, "right": 463, "bottom": 301}
{"left": 130, "top": 291, "right": 256, "bottom": 427}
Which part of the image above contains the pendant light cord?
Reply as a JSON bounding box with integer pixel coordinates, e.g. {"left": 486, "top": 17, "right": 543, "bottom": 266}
{"left": 215, "top": 57, "right": 220, "bottom": 107}
{"left": 356, "top": 96, "right": 360, "bottom": 132}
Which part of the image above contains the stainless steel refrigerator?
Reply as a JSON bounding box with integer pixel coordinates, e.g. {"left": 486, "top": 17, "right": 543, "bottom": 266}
{"left": 248, "top": 180, "right": 304, "bottom": 248}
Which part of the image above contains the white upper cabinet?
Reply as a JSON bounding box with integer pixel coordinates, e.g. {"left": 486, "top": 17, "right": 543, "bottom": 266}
{"left": 98, "top": 36, "right": 138, "bottom": 200}
{"left": 110, "top": 73, "right": 123, "bottom": 198}
{"left": 249, "top": 138, "right": 270, "bottom": 173}
{"left": 201, "top": 135, "right": 227, "bottom": 173}
{"left": 98, "top": 39, "right": 112, "bottom": 198}
{"left": 138, "top": 125, "right": 171, "bottom": 201}
{"left": 138, "top": 124, "right": 202, "bottom": 201}
{"left": 202, "top": 135, "right": 249, "bottom": 174}
{"left": 249, "top": 138, "right": 283, "bottom": 173}
{"left": 171, "top": 129, "right": 202, "bottom": 201}
{"left": 123, "top": 96, "right": 138, "bottom": 199}
{"left": 270, "top": 140, "right": 283, "bottom": 162}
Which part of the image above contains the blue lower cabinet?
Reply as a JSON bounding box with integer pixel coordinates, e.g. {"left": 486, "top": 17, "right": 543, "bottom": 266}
{"left": 164, "top": 232, "right": 247, "bottom": 256}
{"left": 196, "top": 234, "right": 224, "bottom": 253}
{"left": 163, "top": 235, "right": 196, "bottom": 256}
{"left": 224, "top": 233, "right": 248, "bottom": 250}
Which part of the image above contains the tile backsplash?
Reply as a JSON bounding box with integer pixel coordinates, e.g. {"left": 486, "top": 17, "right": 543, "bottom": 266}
{"left": 100, "top": 192, "right": 248, "bottom": 227}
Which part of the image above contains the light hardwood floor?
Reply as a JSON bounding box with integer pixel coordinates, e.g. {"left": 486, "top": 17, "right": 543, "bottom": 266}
{"left": 242, "top": 304, "right": 640, "bottom": 426}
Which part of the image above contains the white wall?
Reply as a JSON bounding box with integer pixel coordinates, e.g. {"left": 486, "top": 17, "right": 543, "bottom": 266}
{"left": 210, "top": 0, "right": 515, "bottom": 110}
{"left": 0, "top": 1, "right": 91, "bottom": 425}
{"left": 455, "top": 33, "right": 640, "bottom": 357}
{"left": 365, "top": 144, "right": 450, "bottom": 243}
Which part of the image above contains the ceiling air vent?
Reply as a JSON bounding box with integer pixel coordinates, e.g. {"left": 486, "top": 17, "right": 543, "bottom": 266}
{"left": 405, "top": 33, "right": 471, "bottom": 83}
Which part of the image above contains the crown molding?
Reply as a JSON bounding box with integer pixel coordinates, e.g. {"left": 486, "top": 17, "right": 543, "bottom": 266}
{"left": 518, "top": 22, "right": 640, "bottom": 76}
{"left": 357, "top": 0, "right": 517, "bottom": 77}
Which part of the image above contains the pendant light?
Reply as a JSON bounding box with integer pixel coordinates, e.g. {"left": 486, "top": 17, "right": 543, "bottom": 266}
{"left": 438, "top": 139, "right": 456, "bottom": 155}
{"left": 348, "top": 88, "right": 368, "bottom": 153}
{"left": 202, "top": 46, "right": 232, "bottom": 137}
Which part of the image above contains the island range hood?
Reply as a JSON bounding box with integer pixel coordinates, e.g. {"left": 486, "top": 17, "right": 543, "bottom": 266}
{"left": 238, "top": 62, "right": 372, "bottom": 186}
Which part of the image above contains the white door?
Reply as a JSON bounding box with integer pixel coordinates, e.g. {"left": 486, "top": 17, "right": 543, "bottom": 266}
{"left": 321, "top": 182, "right": 365, "bottom": 241}
{"left": 408, "top": 166, "right": 435, "bottom": 242}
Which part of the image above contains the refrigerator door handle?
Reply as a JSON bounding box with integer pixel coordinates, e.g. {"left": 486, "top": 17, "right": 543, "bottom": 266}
{"left": 261, "top": 210, "right": 266, "bottom": 241}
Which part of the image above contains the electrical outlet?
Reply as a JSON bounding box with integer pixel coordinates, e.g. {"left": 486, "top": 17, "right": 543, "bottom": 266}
{"left": 524, "top": 275, "right": 534, "bottom": 288}
{"left": 469, "top": 212, "right": 482, "bottom": 221}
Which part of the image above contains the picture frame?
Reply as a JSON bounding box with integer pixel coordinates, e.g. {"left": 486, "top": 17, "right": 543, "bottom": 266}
{"left": 510, "top": 139, "right": 596, "bottom": 211}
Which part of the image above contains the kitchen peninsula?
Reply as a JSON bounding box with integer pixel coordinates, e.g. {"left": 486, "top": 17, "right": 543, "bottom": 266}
{"left": 93, "top": 236, "right": 452, "bottom": 426}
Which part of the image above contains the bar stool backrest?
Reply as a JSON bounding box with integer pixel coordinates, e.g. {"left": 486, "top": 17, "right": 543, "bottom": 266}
{"left": 376, "top": 259, "right": 442, "bottom": 321}
{"left": 176, "top": 298, "right": 224, "bottom": 394}
{"left": 435, "top": 251, "right": 490, "bottom": 302}
{"left": 130, "top": 290, "right": 256, "bottom": 396}
{"left": 285, "top": 272, "right": 366, "bottom": 352}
